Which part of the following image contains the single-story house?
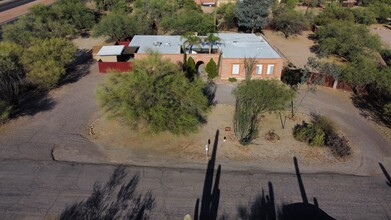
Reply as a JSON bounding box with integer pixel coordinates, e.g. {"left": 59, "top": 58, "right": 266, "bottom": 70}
{"left": 128, "top": 33, "right": 283, "bottom": 80}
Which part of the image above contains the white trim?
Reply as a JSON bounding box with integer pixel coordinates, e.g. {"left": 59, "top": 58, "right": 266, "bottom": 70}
{"left": 232, "top": 64, "right": 240, "bottom": 75}
{"left": 267, "top": 64, "right": 274, "bottom": 75}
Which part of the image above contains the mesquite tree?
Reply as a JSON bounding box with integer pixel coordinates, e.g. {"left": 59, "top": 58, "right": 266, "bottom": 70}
{"left": 233, "top": 79, "right": 295, "bottom": 145}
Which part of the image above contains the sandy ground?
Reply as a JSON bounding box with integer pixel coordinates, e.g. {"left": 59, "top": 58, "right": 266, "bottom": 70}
{"left": 263, "top": 30, "right": 316, "bottom": 68}
{"left": 91, "top": 104, "right": 350, "bottom": 173}
{"left": 370, "top": 24, "right": 391, "bottom": 48}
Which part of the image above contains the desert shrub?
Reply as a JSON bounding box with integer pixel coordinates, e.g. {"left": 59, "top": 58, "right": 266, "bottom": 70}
{"left": 228, "top": 77, "right": 237, "bottom": 83}
{"left": 325, "top": 132, "right": 351, "bottom": 158}
{"left": 311, "top": 113, "right": 337, "bottom": 135}
{"left": 293, "top": 122, "right": 326, "bottom": 146}
{"left": 265, "top": 130, "right": 280, "bottom": 143}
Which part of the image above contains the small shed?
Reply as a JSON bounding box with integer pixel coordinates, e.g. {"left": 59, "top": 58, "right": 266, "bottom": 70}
{"left": 96, "top": 45, "right": 125, "bottom": 62}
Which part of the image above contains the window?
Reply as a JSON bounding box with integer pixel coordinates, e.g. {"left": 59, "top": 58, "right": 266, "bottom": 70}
{"left": 267, "top": 64, "right": 274, "bottom": 75}
{"left": 232, "top": 64, "right": 239, "bottom": 75}
{"left": 256, "top": 64, "right": 263, "bottom": 75}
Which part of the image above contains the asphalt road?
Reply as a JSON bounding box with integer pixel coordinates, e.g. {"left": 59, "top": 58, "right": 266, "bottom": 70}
{"left": 0, "top": 0, "right": 36, "bottom": 12}
{"left": 0, "top": 159, "right": 390, "bottom": 220}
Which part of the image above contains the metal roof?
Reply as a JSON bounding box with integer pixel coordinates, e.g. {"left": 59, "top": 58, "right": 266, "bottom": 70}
{"left": 129, "top": 35, "right": 183, "bottom": 54}
{"left": 216, "top": 33, "right": 281, "bottom": 58}
{"left": 129, "top": 33, "right": 281, "bottom": 59}
{"left": 97, "top": 45, "right": 125, "bottom": 56}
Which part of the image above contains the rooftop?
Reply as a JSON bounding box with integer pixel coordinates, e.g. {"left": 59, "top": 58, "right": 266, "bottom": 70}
{"left": 97, "top": 45, "right": 125, "bottom": 56}
{"left": 129, "top": 33, "right": 281, "bottom": 59}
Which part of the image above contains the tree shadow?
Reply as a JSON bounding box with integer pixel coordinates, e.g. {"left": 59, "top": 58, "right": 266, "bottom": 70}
{"left": 351, "top": 94, "right": 391, "bottom": 128}
{"left": 10, "top": 90, "right": 56, "bottom": 118}
{"left": 194, "top": 130, "right": 221, "bottom": 220}
{"left": 59, "top": 165, "right": 155, "bottom": 220}
{"left": 237, "top": 157, "right": 335, "bottom": 220}
{"left": 238, "top": 181, "right": 276, "bottom": 220}
{"left": 203, "top": 80, "right": 217, "bottom": 106}
{"left": 59, "top": 49, "right": 94, "bottom": 86}
{"left": 379, "top": 162, "right": 391, "bottom": 187}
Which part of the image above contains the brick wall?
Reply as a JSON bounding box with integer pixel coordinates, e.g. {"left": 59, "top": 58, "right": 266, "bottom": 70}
{"left": 220, "top": 58, "right": 283, "bottom": 80}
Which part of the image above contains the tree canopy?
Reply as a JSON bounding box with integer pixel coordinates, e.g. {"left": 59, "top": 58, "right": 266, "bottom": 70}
{"left": 93, "top": 11, "right": 142, "bottom": 41}
{"left": 315, "top": 21, "right": 382, "bottom": 61}
{"left": 22, "top": 38, "right": 77, "bottom": 90}
{"left": 271, "top": 6, "right": 308, "bottom": 38}
{"left": 97, "top": 51, "right": 209, "bottom": 135}
{"left": 233, "top": 79, "right": 295, "bottom": 145}
{"left": 235, "top": 0, "right": 274, "bottom": 33}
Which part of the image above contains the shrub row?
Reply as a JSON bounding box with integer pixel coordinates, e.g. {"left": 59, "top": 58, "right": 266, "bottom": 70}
{"left": 293, "top": 114, "right": 351, "bottom": 158}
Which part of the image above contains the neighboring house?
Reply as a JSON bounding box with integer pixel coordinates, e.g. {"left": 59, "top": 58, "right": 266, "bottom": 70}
{"left": 129, "top": 33, "right": 283, "bottom": 80}
{"left": 95, "top": 45, "right": 136, "bottom": 73}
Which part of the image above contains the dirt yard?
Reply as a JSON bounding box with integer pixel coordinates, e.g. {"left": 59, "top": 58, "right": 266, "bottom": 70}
{"left": 370, "top": 24, "right": 391, "bottom": 48}
{"left": 262, "top": 30, "right": 316, "bottom": 68}
{"left": 91, "top": 104, "right": 350, "bottom": 171}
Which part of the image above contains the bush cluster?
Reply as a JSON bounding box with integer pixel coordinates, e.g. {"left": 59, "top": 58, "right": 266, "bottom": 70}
{"left": 293, "top": 114, "right": 351, "bottom": 158}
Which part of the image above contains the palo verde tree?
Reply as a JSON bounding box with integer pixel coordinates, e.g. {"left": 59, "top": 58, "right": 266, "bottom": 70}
{"left": 96, "top": 50, "right": 209, "bottom": 135}
{"left": 234, "top": 0, "right": 274, "bottom": 33}
{"left": 22, "top": 38, "right": 77, "bottom": 90}
{"left": 233, "top": 79, "right": 295, "bottom": 145}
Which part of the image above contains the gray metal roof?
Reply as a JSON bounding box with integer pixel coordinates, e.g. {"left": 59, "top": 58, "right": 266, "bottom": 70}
{"left": 97, "top": 45, "right": 125, "bottom": 56}
{"left": 216, "top": 33, "right": 281, "bottom": 58}
{"left": 129, "top": 35, "right": 183, "bottom": 54}
{"left": 129, "top": 33, "right": 280, "bottom": 58}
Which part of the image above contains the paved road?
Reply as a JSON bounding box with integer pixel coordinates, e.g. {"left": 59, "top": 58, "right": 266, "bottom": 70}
{"left": 0, "top": 0, "right": 36, "bottom": 13}
{"left": 0, "top": 0, "right": 54, "bottom": 24}
{"left": 0, "top": 159, "right": 390, "bottom": 220}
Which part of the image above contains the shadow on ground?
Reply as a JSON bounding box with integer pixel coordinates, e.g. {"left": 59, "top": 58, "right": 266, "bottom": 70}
{"left": 10, "top": 90, "right": 56, "bottom": 118}
{"left": 59, "top": 166, "right": 155, "bottom": 220}
{"left": 379, "top": 162, "right": 391, "bottom": 187}
{"left": 194, "top": 130, "right": 221, "bottom": 220}
{"left": 60, "top": 49, "right": 94, "bottom": 86}
{"left": 351, "top": 94, "right": 391, "bottom": 128}
{"left": 237, "top": 157, "right": 335, "bottom": 220}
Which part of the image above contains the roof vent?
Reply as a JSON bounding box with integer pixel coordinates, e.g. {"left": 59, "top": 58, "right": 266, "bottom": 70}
{"left": 233, "top": 41, "right": 238, "bottom": 44}
{"left": 153, "top": 41, "right": 162, "bottom": 47}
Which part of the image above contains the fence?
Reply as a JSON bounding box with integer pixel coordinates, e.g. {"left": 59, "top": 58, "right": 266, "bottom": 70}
{"left": 98, "top": 62, "right": 133, "bottom": 73}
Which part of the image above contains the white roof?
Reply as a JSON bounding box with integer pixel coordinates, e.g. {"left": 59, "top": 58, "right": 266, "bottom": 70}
{"left": 97, "top": 45, "right": 125, "bottom": 56}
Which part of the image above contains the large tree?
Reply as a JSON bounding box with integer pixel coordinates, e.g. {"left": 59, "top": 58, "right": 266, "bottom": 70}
{"left": 233, "top": 79, "right": 295, "bottom": 145}
{"left": 96, "top": 51, "right": 209, "bottom": 135}
{"left": 315, "top": 21, "right": 382, "bottom": 61}
{"left": 93, "top": 11, "right": 141, "bottom": 41}
{"left": 22, "top": 38, "right": 77, "bottom": 90}
{"left": 271, "top": 6, "right": 308, "bottom": 38}
{"left": 234, "top": 0, "right": 274, "bottom": 33}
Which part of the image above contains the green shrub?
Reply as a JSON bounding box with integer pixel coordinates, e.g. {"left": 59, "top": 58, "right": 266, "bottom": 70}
{"left": 205, "top": 58, "right": 218, "bottom": 79}
{"left": 311, "top": 114, "right": 337, "bottom": 135}
{"left": 228, "top": 77, "right": 237, "bottom": 83}
{"left": 293, "top": 122, "right": 326, "bottom": 146}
